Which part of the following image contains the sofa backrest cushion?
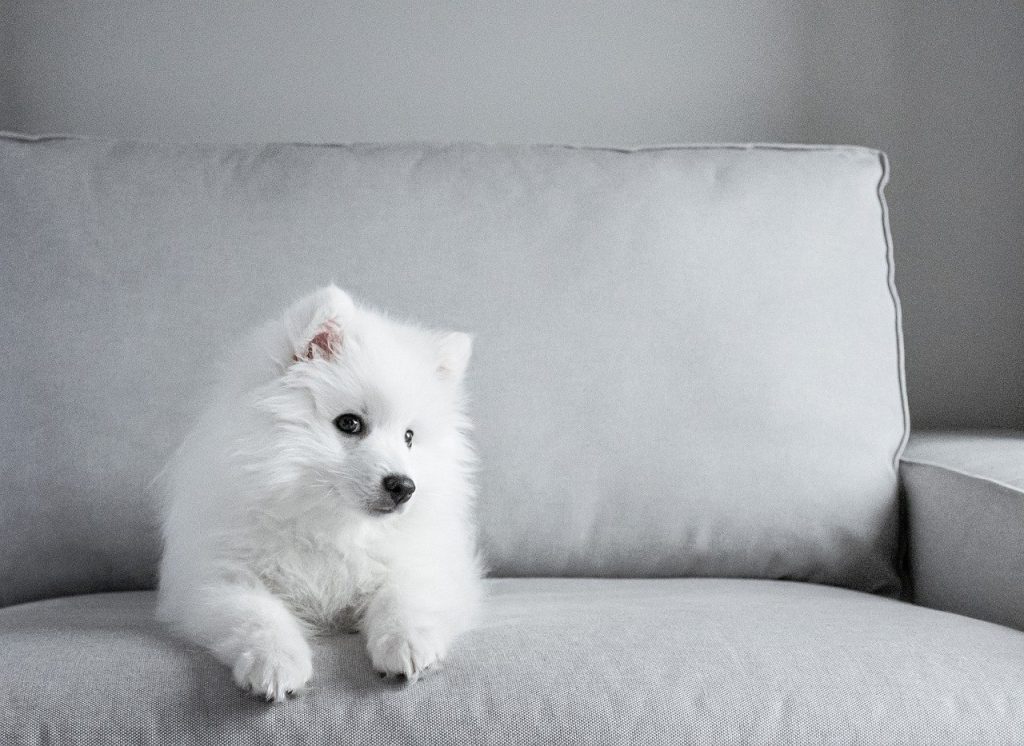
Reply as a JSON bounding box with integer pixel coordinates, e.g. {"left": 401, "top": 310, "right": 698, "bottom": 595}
{"left": 0, "top": 134, "right": 908, "bottom": 607}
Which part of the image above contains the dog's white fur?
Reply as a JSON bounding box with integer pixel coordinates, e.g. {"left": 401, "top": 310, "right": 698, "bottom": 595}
{"left": 156, "top": 285, "right": 482, "bottom": 701}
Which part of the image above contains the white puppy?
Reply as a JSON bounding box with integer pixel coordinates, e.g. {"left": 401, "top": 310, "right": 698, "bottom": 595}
{"left": 156, "top": 285, "right": 482, "bottom": 701}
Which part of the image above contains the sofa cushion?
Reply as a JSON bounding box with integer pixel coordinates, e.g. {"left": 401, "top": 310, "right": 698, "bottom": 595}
{"left": 1, "top": 579, "right": 1021, "bottom": 745}
{"left": 0, "top": 134, "right": 907, "bottom": 605}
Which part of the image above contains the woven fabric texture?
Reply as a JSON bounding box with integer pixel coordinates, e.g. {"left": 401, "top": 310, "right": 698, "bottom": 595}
{"left": 2, "top": 579, "right": 1023, "bottom": 745}
{"left": 902, "top": 430, "right": 1024, "bottom": 631}
{"left": 1, "top": 134, "right": 907, "bottom": 605}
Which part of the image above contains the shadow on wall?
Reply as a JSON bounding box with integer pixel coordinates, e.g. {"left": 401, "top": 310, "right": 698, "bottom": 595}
{"left": 804, "top": 3, "right": 1024, "bottom": 429}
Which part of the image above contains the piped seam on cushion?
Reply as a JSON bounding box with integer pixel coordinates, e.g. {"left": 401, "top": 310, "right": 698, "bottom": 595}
{"left": 0, "top": 131, "right": 883, "bottom": 159}
{"left": 877, "top": 151, "right": 911, "bottom": 472}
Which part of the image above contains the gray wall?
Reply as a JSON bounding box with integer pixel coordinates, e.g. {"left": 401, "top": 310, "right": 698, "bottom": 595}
{"left": 2, "top": 1, "right": 1021, "bottom": 428}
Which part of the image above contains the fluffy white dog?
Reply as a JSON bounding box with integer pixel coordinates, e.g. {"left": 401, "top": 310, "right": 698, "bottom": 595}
{"left": 156, "top": 285, "right": 482, "bottom": 701}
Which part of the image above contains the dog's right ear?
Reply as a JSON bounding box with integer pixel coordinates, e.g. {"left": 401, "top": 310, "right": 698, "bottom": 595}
{"left": 284, "top": 285, "right": 355, "bottom": 363}
{"left": 435, "top": 331, "right": 473, "bottom": 381}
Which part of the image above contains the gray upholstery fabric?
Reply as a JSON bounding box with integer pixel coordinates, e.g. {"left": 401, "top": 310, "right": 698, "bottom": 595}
{"left": 902, "top": 430, "right": 1024, "bottom": 631}
{"left": 2, "top": 579, "right": 1022, "bottom": 745}
{"left": 1, "top": 133, "right": 907, "bottom": 606}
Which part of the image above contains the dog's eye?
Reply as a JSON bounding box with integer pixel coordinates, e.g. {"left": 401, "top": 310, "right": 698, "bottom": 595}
{"left": 334, "top": 414, "right": 364, "bottom": 435}
{"left": 404, "top": 429, "right": 414, "bottom": 448}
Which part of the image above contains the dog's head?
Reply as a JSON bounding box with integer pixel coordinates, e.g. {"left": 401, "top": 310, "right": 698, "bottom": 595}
{"left": 247, "top": 285, "right": 473, "bottom": 520}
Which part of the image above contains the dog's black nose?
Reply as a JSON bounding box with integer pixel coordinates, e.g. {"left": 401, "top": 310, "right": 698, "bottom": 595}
{"left": 382, "top": 474, "right": 416, "bottom": 505}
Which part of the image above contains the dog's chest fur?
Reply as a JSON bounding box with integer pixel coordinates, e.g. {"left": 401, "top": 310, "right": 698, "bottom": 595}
{"left": 251, "top": 528, "right": 388, "bottom": 632}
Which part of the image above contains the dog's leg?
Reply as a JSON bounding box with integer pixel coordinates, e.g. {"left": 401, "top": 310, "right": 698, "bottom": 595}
{"left": 361, "top": 556, "right": 481, "bottom": 682}
{"left": 161, "top": 581, "right": 313, "bottom": 702}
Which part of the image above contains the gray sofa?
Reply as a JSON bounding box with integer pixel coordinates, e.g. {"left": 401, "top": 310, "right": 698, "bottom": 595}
{"left": 1, "top": 132, "right": 1022, "bottom": 744}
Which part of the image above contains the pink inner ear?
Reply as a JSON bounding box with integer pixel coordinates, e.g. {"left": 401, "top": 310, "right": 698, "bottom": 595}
{"left": 309, "top": 329, "right": 336, "bottom": 356}
{"left": 293, "top": 320, "right": 342, "bottom": 362}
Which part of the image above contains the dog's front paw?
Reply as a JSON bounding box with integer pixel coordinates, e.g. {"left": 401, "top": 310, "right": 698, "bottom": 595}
{"left": 231, "top": 638, "right": 313, "bottom": 702}
{"left": 367, "top": 627, "right": 446, "bottom": 682}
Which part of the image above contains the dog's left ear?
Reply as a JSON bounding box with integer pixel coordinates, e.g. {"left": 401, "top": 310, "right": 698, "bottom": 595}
{"left": 297, "top": 318, "right": 343, "bottom": 361}
{"left": 284, "top": 285, "right": 355, "bottom": 363}
{"left": 436, "top": 331, "right": 472, "bottom": 381}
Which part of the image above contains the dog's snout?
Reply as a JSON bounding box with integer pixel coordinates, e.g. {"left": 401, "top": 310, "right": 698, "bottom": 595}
{"left": 382, "top": 474, "right": 416, "bottom": 505}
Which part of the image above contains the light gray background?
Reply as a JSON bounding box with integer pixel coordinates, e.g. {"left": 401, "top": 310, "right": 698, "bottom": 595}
{"left": 1, "top": 1, "right": 1021, "bottom": 428}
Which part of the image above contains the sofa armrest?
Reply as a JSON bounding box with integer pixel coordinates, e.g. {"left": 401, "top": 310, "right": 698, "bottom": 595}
{"left": 900, "top": 431, "right": 1024, "bottom": 631}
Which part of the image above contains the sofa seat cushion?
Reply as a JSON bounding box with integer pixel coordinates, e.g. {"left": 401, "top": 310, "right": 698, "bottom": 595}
{"left": 2, "top": 578, "right": 1021, "bottom": 745}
